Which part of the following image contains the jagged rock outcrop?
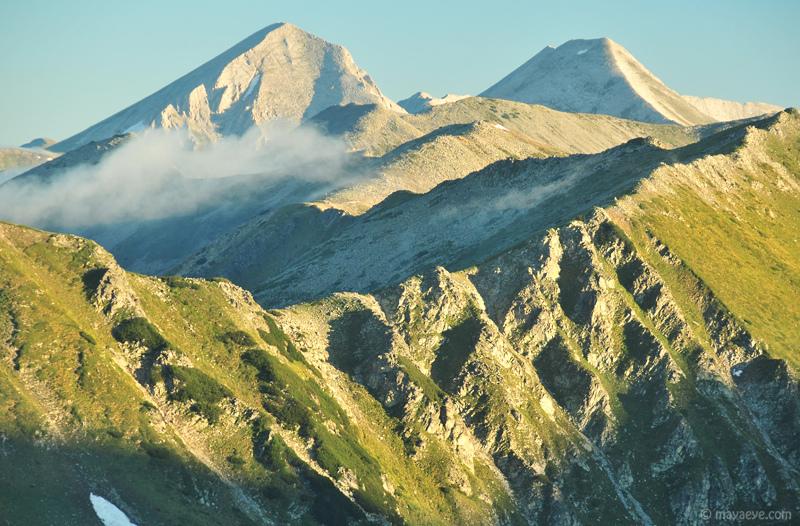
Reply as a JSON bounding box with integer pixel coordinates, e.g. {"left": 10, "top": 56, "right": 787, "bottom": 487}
{"left": 276, "top": 204, "right": 800, "bottom": 523}
{"left": 269, "top": 110, "right": 799, "bottom": 523}
{"left": 0, "top": 222, "right": 520, "bottom": 525}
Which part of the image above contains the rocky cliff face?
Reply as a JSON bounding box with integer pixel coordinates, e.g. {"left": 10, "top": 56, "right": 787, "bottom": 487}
{"left": 247, "top": 109, "right": 800, "bottom": 523}
{"left": 276, "top": 204, "right": 799, "bottom": 524}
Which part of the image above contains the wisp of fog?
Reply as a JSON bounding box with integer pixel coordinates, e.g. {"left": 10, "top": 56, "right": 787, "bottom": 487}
{"left": 0, "top": 122, "right": 357, "bottom": 230}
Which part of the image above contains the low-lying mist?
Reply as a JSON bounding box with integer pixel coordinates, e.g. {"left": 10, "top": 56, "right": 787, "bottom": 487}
{"left": 0, "top": 122, "right": 361, "bottom": 230}
{"left": 0, "top": 167, "right": 32, "bottom": 186}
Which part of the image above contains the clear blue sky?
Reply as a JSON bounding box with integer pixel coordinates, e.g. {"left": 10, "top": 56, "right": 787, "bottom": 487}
{"left": 1, "top": 0, "right": 798, "bottom": 146}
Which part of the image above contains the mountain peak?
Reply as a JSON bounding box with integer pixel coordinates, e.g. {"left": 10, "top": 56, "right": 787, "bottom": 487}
{"left": 255, "top": 21, "right": 317, "bottom": 41}
{"left": 541, "top": 36, "right": 614, "bottom": 53}
{"left": 482, "top": 37, "right": 713, "bottom": 125}
{"left": 398, "top": 91, "right": 470, "bottom": 114}
{"left": 563, "top": 36, "right": 613, "bottom": 44}
{"left": 51, "top": 23, "right": 402, "bottom": 152}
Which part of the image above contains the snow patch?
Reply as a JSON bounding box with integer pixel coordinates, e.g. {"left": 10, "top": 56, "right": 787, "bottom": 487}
{"left": 90, "top": 493, "right": 137, "bottom": 526}
{"left": 243, "top": 73, "right": 261, "bottom": 99}
{"left": 493, "top": 123, "right": 508, "bottom": 131}
{"left": 576, "top": 49, "right": 588, "bottom": 55}
{"left": 540, "top": 395, "right": 556, "bottom": 419}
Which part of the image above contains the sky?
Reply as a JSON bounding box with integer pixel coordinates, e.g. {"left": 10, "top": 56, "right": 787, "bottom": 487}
{"left": 1, "top": 0, "right": 798, "bottom": 146}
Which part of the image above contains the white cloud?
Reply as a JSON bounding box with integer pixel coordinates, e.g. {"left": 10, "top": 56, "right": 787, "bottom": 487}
{"left": 0, "top": 122, "right": 356, "bottom": 229}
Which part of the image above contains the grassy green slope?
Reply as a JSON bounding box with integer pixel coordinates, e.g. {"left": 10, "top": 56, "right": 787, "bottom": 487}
{"left": 0, "top": 225, "right": 255, "bottom": 525}
{"left": 0, "top": 222, "right": 516, "bottom": 525}
{"left": 613, "top": 109, "right": 800, "bottom": 368}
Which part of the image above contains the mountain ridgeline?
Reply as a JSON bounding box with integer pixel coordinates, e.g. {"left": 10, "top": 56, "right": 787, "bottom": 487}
{"left": 0, "top": 21, "right": 798, "bottom": 526}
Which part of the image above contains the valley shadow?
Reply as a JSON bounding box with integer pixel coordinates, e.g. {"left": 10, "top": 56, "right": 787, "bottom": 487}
{"left": 533, "top": 336, "right": 593, "bottom": 419}
{"left": 430, "top": 314, "right": 482, "bottom": 393}
{"left": 81, "top": 267, "right": 108, "bottom": 298}
{"left": 0, "top": 433, "right": 254, "bottom": 526}
{"left": 324, "top": 308, "right": 393, "bottom": 381}
{"left": 198, "top": 202, "right": 356, "bottom": 293}
{"left": 0, "top": 423, "right": 368, "bottom": 526}
{"left": 309, "top": 103, "right": 378, "bottom": 136}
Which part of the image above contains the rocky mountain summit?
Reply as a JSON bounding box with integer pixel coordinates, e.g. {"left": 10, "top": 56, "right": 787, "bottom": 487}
{"left": 51, "top": 23, "right": 402, "bottom": 153}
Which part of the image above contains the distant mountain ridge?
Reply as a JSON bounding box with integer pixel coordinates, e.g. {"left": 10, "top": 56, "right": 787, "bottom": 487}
{"left": 682, "top": 95, "right": 783, "bottom": 122}
{"left": 398, "top": 92, "right": 470, "bottom": 114}
{"left": 19, "top": 137, "right": 57, "bottom": 150}
{"left": 50, "top": 30, "right": 784, "bottom": 155}
{"left": 51, "top": 23, "right": 402, "bottom": 153}
{"left": 0, "top": 147, "right": 58, "bottom": 183}
{"left": 482, "top": 37, "right": 781, "bottom": 125}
